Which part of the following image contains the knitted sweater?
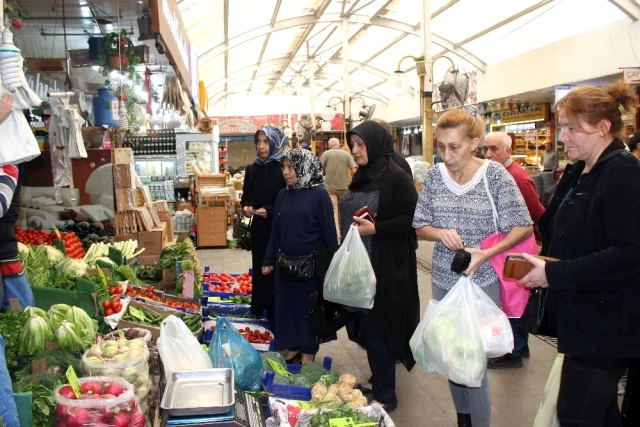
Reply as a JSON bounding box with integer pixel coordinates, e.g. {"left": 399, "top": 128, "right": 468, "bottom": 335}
{"left": 413, "top": 161, "right": 532, "bottom": 290}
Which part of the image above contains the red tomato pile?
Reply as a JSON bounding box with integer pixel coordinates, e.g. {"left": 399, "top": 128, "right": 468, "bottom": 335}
{"left": 239, "top": 326, "right": 272, "bottom": 345}
{"left": 15, "top": 227, "right": 86, "bottom": 259}
{"left": 102, "top": 295, "right": 123, "bottom": 317}
{"left": 164, "top": 298, "right": 199, "bottom": 312}
{"left": 205, "top": 271, "right": 252, "bottom": 294}
{"left": 55, "top": 381, "right": 145, "bottom": 427}
{"left": 122, "top": 284, "right": 161, "bottom": 302}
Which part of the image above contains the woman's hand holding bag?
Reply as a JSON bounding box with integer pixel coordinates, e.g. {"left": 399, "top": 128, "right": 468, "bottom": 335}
{"left": 323, "top": 225, "right": 376, "bottom": 309}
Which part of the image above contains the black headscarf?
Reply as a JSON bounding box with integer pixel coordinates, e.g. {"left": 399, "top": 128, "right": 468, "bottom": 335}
{"left": 347, "top": 121, "right": 394, "bottom": 191}
{"left": 284, "top": 148, "right": 324, "bottom": 190}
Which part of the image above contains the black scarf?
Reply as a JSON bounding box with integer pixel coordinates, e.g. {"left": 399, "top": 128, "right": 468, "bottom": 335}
{"left": 347, "top": 121, "right": 394, "bottom": 191}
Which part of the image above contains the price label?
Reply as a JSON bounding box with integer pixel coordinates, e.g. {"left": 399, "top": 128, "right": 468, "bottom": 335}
{"left": 329, "top": 418, "right": 355, "bottom": 427}
{"left": 8, "top": 298, "right": 20, "bottom": 311}
{"left": 65, "top": 366, "right": 81, "bottom": 398}
{"left": 354, "top": 423, "right": 378, "bottom": 427}
{"left": 297, "top": 401, "right": 314, "bottom": 409}
{"left": 268, "top": 359, "right": 292, "bottom": 378}
{"left": 208, "top": 297, "right": 223, "bottom": 302}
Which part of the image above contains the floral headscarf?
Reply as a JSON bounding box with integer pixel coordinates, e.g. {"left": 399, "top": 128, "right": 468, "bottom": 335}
{"left": 284, "top": 149, "right": 324, "bottom": 190}
{"left": 254, "top": 126, "right": 290, "bottom": 165}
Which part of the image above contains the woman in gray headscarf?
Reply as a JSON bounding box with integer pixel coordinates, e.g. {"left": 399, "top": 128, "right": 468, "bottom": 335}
{"left": 263, "top": 149, "right": 339, "bottom": 363}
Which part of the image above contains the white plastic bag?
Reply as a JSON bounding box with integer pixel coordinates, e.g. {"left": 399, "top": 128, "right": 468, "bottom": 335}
{"left": 323, "top": 225, "right": 376, "bottom": 309}
{"left": 473, "top": 283, "right": 514, "bottom": 358}
{"left": 416, "top": 277, "right": 486, "bottom": 387}
{"left": 158, "top": 315, "right": 212, "bottom": 378}
{"left": 0, "top": 109, "right": 40, "bottom": 165}
{"left": 533, "top": 353, "right": 564, "bottom": 427}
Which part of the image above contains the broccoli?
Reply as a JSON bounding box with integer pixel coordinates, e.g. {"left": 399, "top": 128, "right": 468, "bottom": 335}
{"left": 299, "top": 360, "right": 328, "bottom": 384}
{"left": 272, "top": 372, "right": 291, "bottom": 385}
{"left": 291, "top": 374, "right": 313, "bottom": 387}
{"left": 261, "top": 351, "right": 287, "bottom": 372}
{"left": 317, "top": 371, "right": 340, "bottom": 387}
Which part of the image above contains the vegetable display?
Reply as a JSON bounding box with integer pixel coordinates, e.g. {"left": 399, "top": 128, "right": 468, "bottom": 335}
{"left": 18, "top": 315, "right": 54, "bottom": 356}
{"left": 20, "top": 245, "right": 53, "bottom": 286}
{"left": 137, "top": 264, "right": 162, "bottom": 281}
{"left": 15, "top": 227, "right": 86, "bottom": 259}
{"left": 54, "top": 377, "right": 146, "bottom": 427}
{"left": 309, "top": 374, "right": 367, "bottom": 409}
{"left": 121, "top": 305, "right": 201, "bottom": 332}
{"left": 83, "top": 239, "right": 142, "bottom": 265}
{"left": 0, "top": 309, "right": 29, "bottom": 368}
{"left": 81, "top": 337, "right": 151, "bottom": 406}
{"left": 309, "top": 407, "right": 378, "bottom": 427}
{"left": 205, "top": 271, "right": 253, "bottom": 294}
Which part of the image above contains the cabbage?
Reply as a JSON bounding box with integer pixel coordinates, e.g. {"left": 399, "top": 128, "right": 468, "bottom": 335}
{"left": 17, "top": 242, "right": 28, "bottom": 254}
{"left": 55, "top": 321, "right": 84, "bottom": 352}
{"left": 65, "top": 306, "right": 96, "bottom": 350}
{"left": 18, "top": 315, "right": 54, "bottom": 356}
{"left": 44, "top": 246, "right": 65, "bottom": 264}
{"left": 24, "top": 306, "right": 48, "bottom": 319}
{"left": 48, "top": 304, "right": 71, "bottom": 329}
{"left": 423, "top": 314, "right": 457, "bottom": 349}
{"left": 55, "top": 258, "right": 88, "bottom": 277}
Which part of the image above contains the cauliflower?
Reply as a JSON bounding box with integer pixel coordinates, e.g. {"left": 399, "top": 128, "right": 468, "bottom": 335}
{"left": 337, "top": 373, "right": 357, "bottom": 389}
{"left": 328, "top": 384, "right": 340, "bottom": 395}
{"left": 311, "top": 383, "right": 328, "bottom": 400}
{"left": 343, "top": 391, "right": 368, "bottom": 408}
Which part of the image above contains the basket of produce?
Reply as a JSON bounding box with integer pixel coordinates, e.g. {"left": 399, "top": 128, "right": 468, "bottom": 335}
{"left": 103, "top": 327, "right": 152, "bottom": 345}
{"left": 203, "top": 271, "right": 252, "bottom": 296}
{"left": 54, "top": 376, "right": 146, "bottom": 427}
{"left": 80, "top": 337, "right": 151, "bottom": 404}
{"left": 203, "top": 320, "right": 273, "bottom": 350}
{"left": 261, "top": 354, "right": 333, "bottom": 401}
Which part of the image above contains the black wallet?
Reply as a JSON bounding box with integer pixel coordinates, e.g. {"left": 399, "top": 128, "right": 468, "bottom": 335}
{"left": 451, "top": 249, "right": 471, "bottom": 274}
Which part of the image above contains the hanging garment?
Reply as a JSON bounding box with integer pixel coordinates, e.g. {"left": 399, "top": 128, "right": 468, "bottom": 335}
{"left": 49, "top": 99, "right": 76, "bottom": 204}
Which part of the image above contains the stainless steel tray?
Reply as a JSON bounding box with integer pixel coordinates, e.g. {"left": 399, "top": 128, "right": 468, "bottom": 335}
{"left": 160, "top": 369, "right": 235, "bottom": 416}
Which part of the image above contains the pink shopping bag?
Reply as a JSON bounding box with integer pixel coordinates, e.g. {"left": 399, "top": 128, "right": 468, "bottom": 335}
{"left": 481, "top": 232, "right": 538, "bottom": 317}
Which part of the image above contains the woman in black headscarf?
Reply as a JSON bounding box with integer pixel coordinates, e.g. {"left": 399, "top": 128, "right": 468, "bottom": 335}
{"left": 338, "top": 120, "right": 419, "bottom": 412}
{"left": 240, "top": 126, "right": 288, "bottom": 322}
{"left": 263, "top": 149, "right": 339, "bottom": 363}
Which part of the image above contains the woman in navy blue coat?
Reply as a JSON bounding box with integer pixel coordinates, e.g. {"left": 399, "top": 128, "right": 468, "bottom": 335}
{"left": 263, "top": 149, "right": 339, "bottom": 363}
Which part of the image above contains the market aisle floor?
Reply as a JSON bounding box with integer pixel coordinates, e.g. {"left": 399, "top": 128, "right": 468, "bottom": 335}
{"left": 197, "top": 242, "right": 559, "bottom": 427}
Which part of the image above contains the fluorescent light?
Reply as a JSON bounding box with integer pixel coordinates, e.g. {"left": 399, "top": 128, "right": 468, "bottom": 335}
{"left": 110, "top": 70, "right": 118, "bottom": 79}
{"left": 105, "top": 24, "right": 113, "bottom": 30}
{"left": 91, "top": 65, "right": 100, "bottom": 71}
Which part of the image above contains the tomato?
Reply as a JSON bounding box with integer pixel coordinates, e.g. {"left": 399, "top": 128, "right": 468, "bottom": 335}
{"left": 112, "top": 303, "right": 122, "bottom": 313}
{"left": 104, "top": 308, "right": 114, "bottom": 316}
{"left": 109, "top": 288, "right": 116, "bottom": 295}
{"left": 111, "top": 296, "right": 121, "bottom": 304}
{"left": 102, "top": 300, "right": 111, "bottom": 309}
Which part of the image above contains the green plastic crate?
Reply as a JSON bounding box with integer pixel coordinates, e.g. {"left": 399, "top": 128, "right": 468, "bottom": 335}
{"left": 32, "top": 277, "right": 99, "bottom": 318}
{"left": 14, "top": 392, "right": 32, "bottom": 427}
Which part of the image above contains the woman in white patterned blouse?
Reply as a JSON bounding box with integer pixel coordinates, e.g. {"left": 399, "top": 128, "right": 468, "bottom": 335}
{"left": 412, "top": 106, "right": 533, "bottom": 427}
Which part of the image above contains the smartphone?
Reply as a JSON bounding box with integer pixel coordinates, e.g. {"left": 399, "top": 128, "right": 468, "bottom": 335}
{"left": 354, "top": 206, "right": 376, "bottom": 223}
{"left": 503, "top": 254, "right": 559, "bottom": 281}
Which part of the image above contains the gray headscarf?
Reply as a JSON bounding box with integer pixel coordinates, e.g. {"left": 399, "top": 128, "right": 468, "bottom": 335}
{"left": 284, "top": 149, "right": 323, "bottom": 190}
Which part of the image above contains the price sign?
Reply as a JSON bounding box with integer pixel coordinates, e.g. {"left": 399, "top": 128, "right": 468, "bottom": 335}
{"left": 65, "top": 366, "right": 81, "bottom": 398}
{"left": 268, "top": 359, "right": 292, "bottom": 378}
{"left": 297, "top": 401, "right": 314, "bottom": 409}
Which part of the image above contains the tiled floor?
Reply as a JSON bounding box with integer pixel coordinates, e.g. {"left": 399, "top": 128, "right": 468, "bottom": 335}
{"left": 197, "top": 242, "right": 559, "bottom": 427}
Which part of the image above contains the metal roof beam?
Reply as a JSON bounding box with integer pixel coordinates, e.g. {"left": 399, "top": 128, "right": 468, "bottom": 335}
{"left": 223, "top": 0, "right": 229, "bottom": 100}
{"left": 608, "top": 0, "right": 640, "bottom": 20}
{"left": 431, "top": 0, "right": 459, "bottom": 19}
{"left": 198, "top": 14, "right": 486, "bottom": 72}
{"left": 312, "top": 24, "right": 337, "bottom": 56}
{"left": 455, "top": 0, "right": 554, "bottom": 47}
{"left": 248, "top": 0, "right": 282, "bottom": 93}
{"left": 204, "top": 56, "right": 409, "bottom": 94}
{"left": 315, "top": 0, "right": 333, "bottom": 18}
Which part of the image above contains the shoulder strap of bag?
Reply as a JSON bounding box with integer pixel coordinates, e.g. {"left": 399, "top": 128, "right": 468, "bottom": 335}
{"left": 482, "top": 166, "right": 499, "bottom": 233}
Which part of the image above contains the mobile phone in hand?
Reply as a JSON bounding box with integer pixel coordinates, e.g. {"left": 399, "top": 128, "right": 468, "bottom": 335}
{"left": 354, "top": 206, "right": 376, "bottom": 223}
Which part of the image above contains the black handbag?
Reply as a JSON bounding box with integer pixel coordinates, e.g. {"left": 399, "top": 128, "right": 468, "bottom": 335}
{"left": 275, "top": 191, "right": 315, "bottom": 281}
{"left": 307, "top": 291, "right": 354, "bottom": 340}
{"left": 234, "top": 215, "right": 252, "bottom": 251}
{"left": 522, "top": 288, "right": 557, "bottom": 337}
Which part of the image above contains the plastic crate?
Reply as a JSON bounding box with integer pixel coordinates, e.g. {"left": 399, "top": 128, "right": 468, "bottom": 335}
{"left": 203, "top": 302, "right": 252, "bottom": 318}
{"left": 262, "top": 357, "right": 333, "bottom": 401}
{"left": 202, "top": 319, "right": 273, "bottom": 351}
{"left": 14, "top": 392, "right": 32, "bottom": 427}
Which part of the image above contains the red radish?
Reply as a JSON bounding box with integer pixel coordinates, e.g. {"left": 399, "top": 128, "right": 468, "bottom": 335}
{"left": 101, "top": 393, "right": 116, "bottom": 400}
{"left": 58, "top": 385, "right": 77, "bottom": 400}
{"left": 113, "top": 412, "right": 131, "bottom": 427}
{"left": 79, "top": 393, "right": 100, "bottom": 400}
{"left": 55, "top": 404, "right": 70, "bottom": 418}
{"left": 129, "top": 410, "right": 146, "bottom": 427}
{"left": 57, "top": 421, "right": 68, "bottom": 427}
{"left": 103, "top": 382, "right": 124, "bottom": 397}
{"left": 67, "top": 408, "right": 90, "bottom": 426}
{"left": 80, "top": 381, "right": 103, "bottom": 395}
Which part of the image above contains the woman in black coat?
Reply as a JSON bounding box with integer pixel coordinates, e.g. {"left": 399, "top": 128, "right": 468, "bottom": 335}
{"left": 338, "top": 121, "right": 419, "bottom": 413}
{"left": 240, "top": 126, "right": 288, "bottom": 321}
{"left": 520, "top": 81, "right": 640, "bottom": 427}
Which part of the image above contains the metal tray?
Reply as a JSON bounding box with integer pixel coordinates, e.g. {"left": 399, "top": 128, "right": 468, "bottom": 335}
{"left": 160, "top": 369, "right": 235, "bottom": 416}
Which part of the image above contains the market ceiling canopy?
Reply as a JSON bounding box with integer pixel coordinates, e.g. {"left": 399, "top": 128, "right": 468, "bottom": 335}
{"left": 180, "top": 0, "right": 634, "bottom": 108}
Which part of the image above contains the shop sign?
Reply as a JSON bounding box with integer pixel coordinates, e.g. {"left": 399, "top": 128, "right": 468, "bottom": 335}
{"left": 26, "top": 73, "right": 62, "bottom": 100}
{"left": 218, "top": 116, "right": 268, "bottom": 135}
{"left": 623, "top": 68, "right": 640, "bottom": 84}
{"left": 505, "top": 123, "right": 536, "bottom": 132}
{"left": 491, "top": 103, "right": 548, "bottom": 125}
{"left": 151, "top": 0, "right": 191, "bottom": 92}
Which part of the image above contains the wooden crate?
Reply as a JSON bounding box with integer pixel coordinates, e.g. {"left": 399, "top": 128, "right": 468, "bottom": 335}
{"left": 197, "top": 174, "right": 227, "bottom": 188}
